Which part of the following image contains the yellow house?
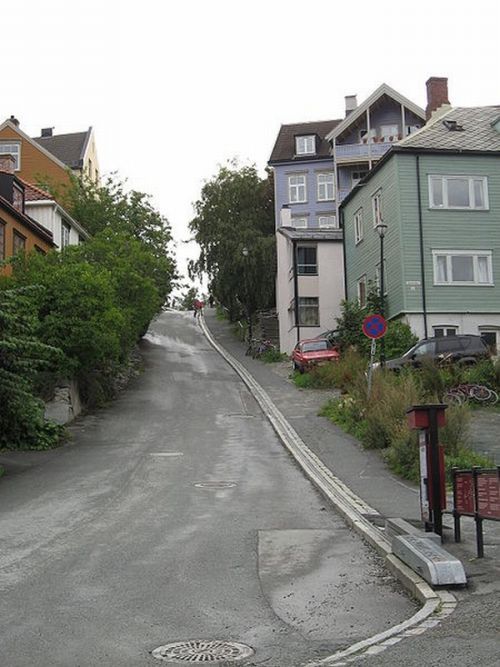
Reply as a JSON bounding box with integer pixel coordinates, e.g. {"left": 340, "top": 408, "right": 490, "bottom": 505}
{"left": 0, "top": 116, "right": 100, "bottom": 197}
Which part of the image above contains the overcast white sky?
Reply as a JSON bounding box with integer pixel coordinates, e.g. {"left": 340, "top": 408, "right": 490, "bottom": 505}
{"left": 3, "top": 0, "right": 499, "bottom": 283}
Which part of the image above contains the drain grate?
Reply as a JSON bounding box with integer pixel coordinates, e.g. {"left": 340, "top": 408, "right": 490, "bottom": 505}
{"left": 194, "top": 482, "right": 236, "bottom": 489}
{"left": 152, "top": 639, "right": 254, "bottom": 662}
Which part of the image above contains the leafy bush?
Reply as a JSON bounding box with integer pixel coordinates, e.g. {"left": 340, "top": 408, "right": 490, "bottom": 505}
{"left": 292, "top": 371, "right": 316, "bottom": 389}
{"left": 384, "top": 321, "right": 418, "bottom": 360}
{"left": 0, "top": 285, "right": 64, "bottom": 449}
{"left": 260, "top": 348, "right": 287, "bottom": 363}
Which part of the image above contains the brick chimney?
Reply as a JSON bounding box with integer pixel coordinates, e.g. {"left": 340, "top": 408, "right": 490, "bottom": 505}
{"left": 0, "top": 154, "right": 16, "bottom": 173}
{"left": 425, "top": 77, "right": 449, "bottom": 120}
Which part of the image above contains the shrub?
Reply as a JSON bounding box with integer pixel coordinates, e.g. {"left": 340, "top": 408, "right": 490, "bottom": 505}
{"left": 292, "top": 371, "right": 316, "bottom": 389}
{"left": 260, "top": 348, "right": 287, "bottom": 363}
{"left": 384, "top": 321, "right": 418, "bottom": 360}
{"left": 440, "top": 404, "right": 470, "bottom": 457}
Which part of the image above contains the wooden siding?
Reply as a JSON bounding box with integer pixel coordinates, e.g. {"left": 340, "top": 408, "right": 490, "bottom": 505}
{"left": 397, "top": 152, "right": 500, "bottom": 314}
{"left": 0, "top": 206, "right": 53, "bottom": 275}
{"left": 0, "top": 126, "right": 71, "bottom": 194}
{"left": 343, "top": 155, "right": 405, "bottom": 317}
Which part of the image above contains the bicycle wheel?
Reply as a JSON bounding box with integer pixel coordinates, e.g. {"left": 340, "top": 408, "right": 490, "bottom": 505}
{"left": 444, "top": 390, "right": 464, "bottom": 406}
{"left": 470, "top": 385, "right": 492, "bottom": 402}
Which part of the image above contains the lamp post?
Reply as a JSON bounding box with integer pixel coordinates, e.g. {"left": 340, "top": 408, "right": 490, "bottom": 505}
{"left": 242, "top": 246, "right": 253, "bottom": 343}
{"left": 375, "top": 223, "right": 388, "bottom": 368}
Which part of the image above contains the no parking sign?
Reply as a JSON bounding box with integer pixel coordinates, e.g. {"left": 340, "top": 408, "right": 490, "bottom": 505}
{"left": 362, "top": 314, "right": 387, "bottom": 339}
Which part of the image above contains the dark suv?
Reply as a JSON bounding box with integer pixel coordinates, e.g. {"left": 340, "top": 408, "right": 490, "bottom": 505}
{"left": 385, "top": 335, "right": 490, "bottom": 371}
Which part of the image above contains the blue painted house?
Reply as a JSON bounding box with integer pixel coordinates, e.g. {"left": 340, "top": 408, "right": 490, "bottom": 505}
{"left": 268, "top": 85, "right": 426, "bottom": 353}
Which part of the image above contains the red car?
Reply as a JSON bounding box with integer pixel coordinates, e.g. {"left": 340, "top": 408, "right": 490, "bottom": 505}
{"left": 291, "top": 338, "right": 340, "bottom": 373}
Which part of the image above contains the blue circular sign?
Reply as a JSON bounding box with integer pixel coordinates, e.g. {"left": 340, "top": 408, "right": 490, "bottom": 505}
{"left": 362, "top": 314, "right": 387, "bottom": 339}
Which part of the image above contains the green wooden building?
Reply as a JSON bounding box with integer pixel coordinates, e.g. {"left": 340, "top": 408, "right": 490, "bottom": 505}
{"left": 340, "top": 105, "right": 500, "bottom": 353}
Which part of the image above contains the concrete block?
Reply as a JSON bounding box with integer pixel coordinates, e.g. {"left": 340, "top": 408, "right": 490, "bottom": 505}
{"left": 392, "top": 534, "right": 467, "bottom": 587}
{"left": 386, "top": 517, "right": 442, "bottom": 545}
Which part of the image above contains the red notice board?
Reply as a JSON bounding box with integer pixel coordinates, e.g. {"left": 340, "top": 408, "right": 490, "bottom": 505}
{"left": 477, "top": 472, "right": 500, "bottom": 520}
{"left": 455, "top": 472, "right": 475, "bottom": 516}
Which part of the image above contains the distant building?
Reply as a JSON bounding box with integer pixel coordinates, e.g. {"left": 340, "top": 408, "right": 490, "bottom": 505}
{"left": 0, "top": 116, "right": 100, "bottom": 197}
{"left": 268, "top": 85, "right": 425, "bottom": 353}
{"left": 341, "top": 78, "right": 500, "bottom": 353}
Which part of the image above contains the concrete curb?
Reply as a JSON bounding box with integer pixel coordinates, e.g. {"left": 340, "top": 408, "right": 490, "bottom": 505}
{"left": 200, "top": 316, "right": 457, "bottom": 664}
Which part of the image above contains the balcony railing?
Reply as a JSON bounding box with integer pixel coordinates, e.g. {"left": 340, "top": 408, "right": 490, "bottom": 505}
{"left": 335, "top": 140, "right": 396, "bottom": 161}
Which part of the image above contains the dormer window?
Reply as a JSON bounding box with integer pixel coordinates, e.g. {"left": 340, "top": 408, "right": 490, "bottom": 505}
{"left": 296, "top": 135, "right": 316, "bottom": 155}
{"left": 0, "top": 143, "right": 21, "bottom": 170}
{"left": 12, "top": 183, "right": 24, "bottom": 213}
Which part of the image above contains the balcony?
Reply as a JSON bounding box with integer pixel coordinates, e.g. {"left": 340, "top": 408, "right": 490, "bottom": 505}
{"left": 335, "top": 140, "right": 397, "bottom": 163}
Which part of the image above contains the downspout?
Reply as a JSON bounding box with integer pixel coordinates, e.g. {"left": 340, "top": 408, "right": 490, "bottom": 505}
{"left": 341, "top": 208, "right": 347, "bottom": 299}
{"left": 416, "top": 155, "right": 429, "bottom": 338}
{"left": 292, "top": 239, "right": 301, "bottom": 344}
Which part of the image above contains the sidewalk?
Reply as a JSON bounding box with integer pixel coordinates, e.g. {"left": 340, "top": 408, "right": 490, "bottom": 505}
{"left": 203, "top": 309, "right": 500, "bottom": 592}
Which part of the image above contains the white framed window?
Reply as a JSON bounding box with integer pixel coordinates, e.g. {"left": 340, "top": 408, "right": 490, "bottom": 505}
{"left": 406, "top": 124, "right": 420, "bottom": 135}
{"left": 298, "top": 296, "right": 319, "bottom": 326}
{"left": 432, "top": 250, "right": 493, "bottom": 286}
{"left": 318, "top": 215, "right": 337, "bottom": 229}
{"left": 479, "top": 329, "right": 498, "bottom": 355}
{"left": 295, "top": 135, "right": 316, "bottom": 155}
{"left": 357, "top": 275, "right": 367, "bottom": 307}
{"left": 291, "top": 216, "right": 308, "bottom": 229}
{"left": 360, "top": 128, "right": 377, "bottom": 143}
{"left": 433, "top": 326, "right": 458, "bottom": 337}
{"left": 317, "top": 172, "right": 334, "bottom": 201}
{"left": 288, "top": 174, "right": 306, "bottom": 203}
{"left": 297, "top": 246, "right": 317, "bottom": 275}
{"left": 0, "top": 142, "right": 21, "bottom": 170}
{"left": 61, "top": 221, "right": 71, "bottom": 249}
{"left": 380, "top": 125, "right": 399, "bottom": 141}
{"left": 354, "top": 208, "right": 363, "bottom": 244}
{"left": 429, "top": 175, "right": 489, "bottom": 210}
{"left": 372, "top": 190, "right": 382, "bottom": 227}
{"left": 352, "top": 170, "right": 368, "bottom": 187}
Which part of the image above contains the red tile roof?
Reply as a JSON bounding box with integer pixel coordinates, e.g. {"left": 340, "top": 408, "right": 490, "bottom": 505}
{"left": 21, "top": 179, "right": 53, "bottom": 201}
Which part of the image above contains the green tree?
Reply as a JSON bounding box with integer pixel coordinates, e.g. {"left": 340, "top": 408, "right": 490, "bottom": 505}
{"left": 0, "top": 285, "right": 63, "bottom": 449}
{"left": 189, "top": 162, "right": 275, "bottom": 329}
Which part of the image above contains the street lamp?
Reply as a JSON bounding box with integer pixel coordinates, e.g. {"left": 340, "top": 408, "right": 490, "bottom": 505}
{"left": 241, "top": 247, "right": 253, "bottom": 342}
{"left": 376, "top": 223, "right": 388, "bottom": 368}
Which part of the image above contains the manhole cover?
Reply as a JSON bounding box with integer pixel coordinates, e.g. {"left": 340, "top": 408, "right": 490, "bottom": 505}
{"left": 194, "top": 482, "right": 236, "bottom": 489}
{"left": 152, "top": 639, "right": 254, "bottom": 662}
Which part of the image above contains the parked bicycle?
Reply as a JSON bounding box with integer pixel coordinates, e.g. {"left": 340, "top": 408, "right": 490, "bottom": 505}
{"left": 444, "top": 383, "right": 498, "bottom": 406}
{"left": 245, "top": 338, "right": 276, "bottom": 359}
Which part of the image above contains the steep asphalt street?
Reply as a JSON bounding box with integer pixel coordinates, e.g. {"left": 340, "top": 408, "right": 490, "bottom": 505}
{"left": 0, "top": 310, "right": 415, "bottom": 667}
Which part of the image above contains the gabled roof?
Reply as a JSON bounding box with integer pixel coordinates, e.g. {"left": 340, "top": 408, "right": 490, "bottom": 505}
{"left": 0, "top": 193, "right": 55, "bottom": 245}
{"left": 0, "top": 119, "right": 69, "bottom": 171}
{"left": 326, "top": 83, "right": 426, "bottom": 142}
{"left": 397, "top": 106, "right": 500, "bottom": 152}
{"left": 269, "top": 119, "right": 341, "bottom": 164}
{"left": 33, "top": 128, "right": 92, "bottom": 169}
{"left": 21, "top": 179, "right": 53, "bottom": 202}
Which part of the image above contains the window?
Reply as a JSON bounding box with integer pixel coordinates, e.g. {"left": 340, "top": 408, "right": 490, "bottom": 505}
{"left": 0, "top": 143, "right": 21, "bottom": 170}
{"left": 433, "top": 250, "right": 493, "bottom": 285}
{"left": 318, "top": 215, "right": 336, "bottom": 228}
{"left": 372, "top": 190, "right": 382, "bottom": 227}
{"left": 357, "top": 275, "right": 367, "bottom": 307}
{"left": 413, "top": 341, "right": 436, "bottom": 357}
{"left": 298, "top": 296, "right": 319, "bottom": 326}
{"left": 352, "top": 170, "right": 368, "bottom": 187}
{"left": 354, "top": 209, "right": 363, "bottom": 244}
{"left": 61, "top": 221, "right": 71, "bottom": 248}
{"left": 12, "top": 184, "right": 24, "bottom": 212}
{"left": 288, "top": 174, "right": 306, "bottom": 203}
{"left": 360, "top": 128, "right": 377, "bottom": 143}
{"left": 380, "top": 125, "right": 399, "bottom": 141}
{"left": 291, "top": 216, "right": 307, "bottom": 229}
{"left": 12, "top": 230, "right": 26, "bottom": 255}
{"left": 295, "top": 135, "right": 316, "bottom": 155}
{"left": 406, "top": 125, "right": 420, "bottom": 135}
{"left": 0, "top": 220, "right": 5, "bottom": 259}
{"left": 297, "top": 246, "right": 317, "bottom": 275}
{"left": 429, "top": 175, "right": 488, "bottom": 210}
{"left": 317, "top": 172, "right": 334, "bottom": 201}
{"left": 434, "top": 327, "right": 457, "bottom": 337}
{"left": 480, "top": 330, "right": 498, "bottom": 355}
{"left": 34, "top": 245, "right": 46, "bottom": 255}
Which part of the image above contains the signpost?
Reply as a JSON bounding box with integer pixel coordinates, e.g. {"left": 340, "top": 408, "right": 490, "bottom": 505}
{"left": 363, "top": 314, "right": 387, "bottom": 396}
